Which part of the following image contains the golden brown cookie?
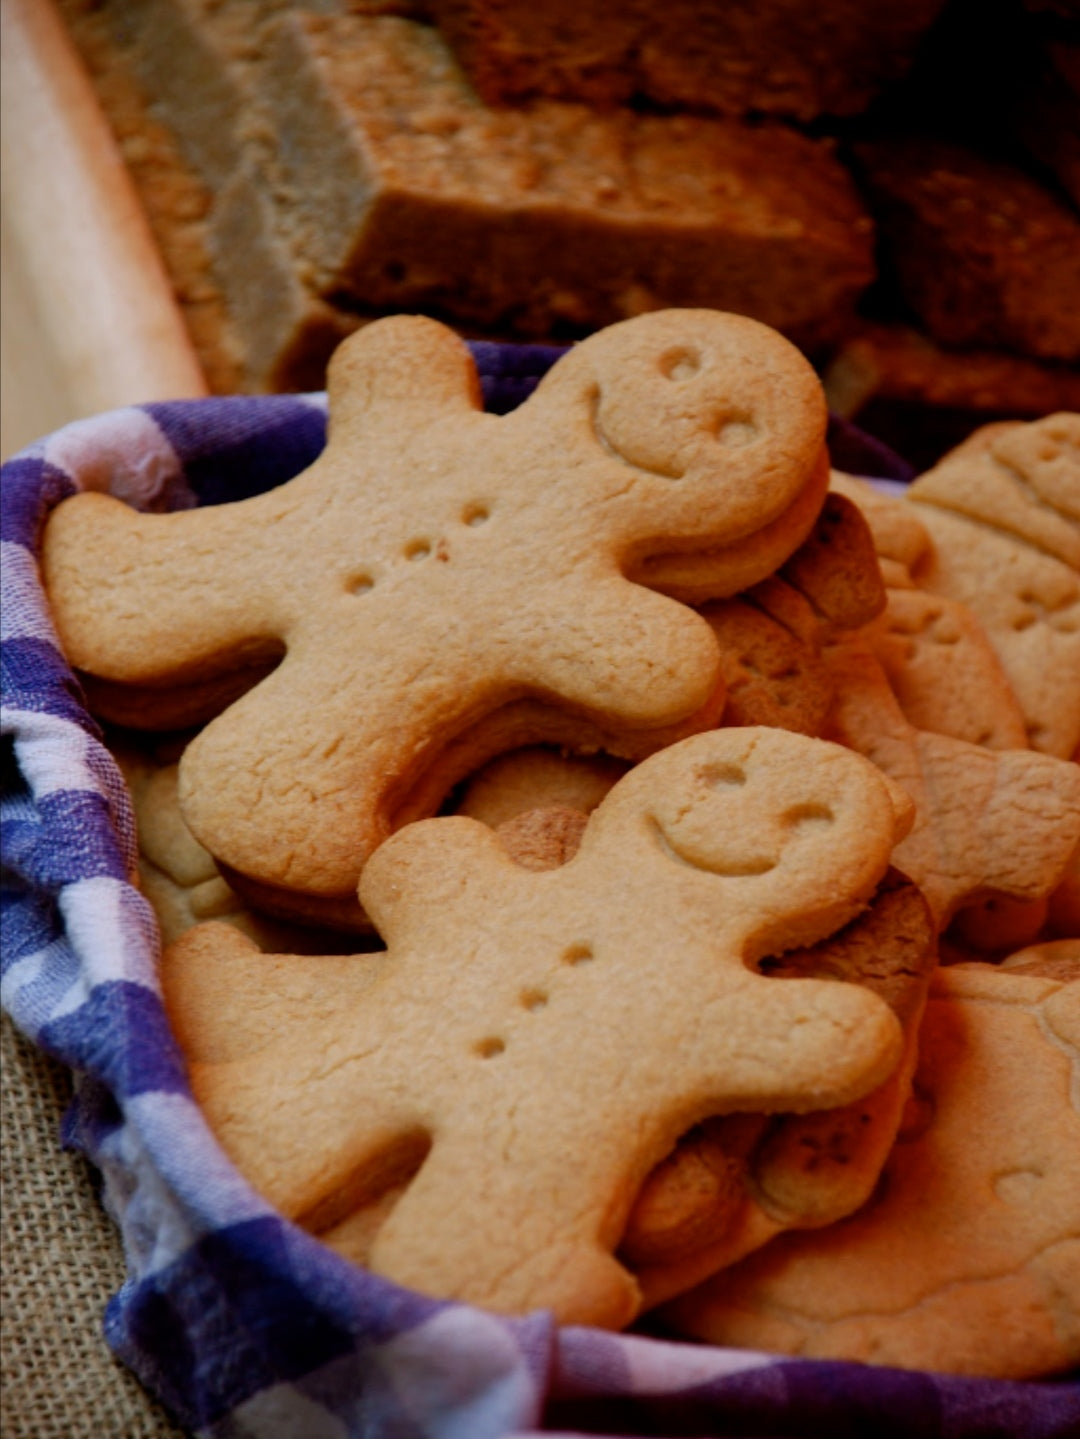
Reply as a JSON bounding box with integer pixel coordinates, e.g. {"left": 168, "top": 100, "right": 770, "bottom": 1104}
{"left": 905, "top": 413, "right": 1080, "bottom": 758}
{"left": 698, "top": 493, "right": 884, "bottom": 737}
{"left": 161, "top": 727, "right": 909, "bottom": 1327}
{"left": 822, "top": 633, "right": 1080, "bottom": 935}
{"left": 43, "top": 309, "right": 828, "bottom": 926}
{"left": 865, "top": 585, "right": 1029, "bottom": 750}
{"left": 775, "top": 490, "right": 885, "bottom": 634}
{"left": 703, "top": 588, "right": 832, "bottom": 736}
{"left": 631, "top": 451, "right": 829, "bottom": 605}
{"left": 1000, "top": 937, "right": 1080, "bottom": 979}
{"left": 663, "top": 963, "right": 1080, "bottom": 1379}
{"left": 829, "top": 472, "right": 1030, "bottom": 750}
{"left": 909, "top": 413, "right": 1080, "bottom": 568}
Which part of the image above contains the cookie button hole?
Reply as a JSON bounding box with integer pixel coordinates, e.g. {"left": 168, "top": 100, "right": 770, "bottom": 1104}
{"left": 405, "top": 539, "right": 431, "bottom": 561}
{"left": 345, "top": 572, "right": 375, "bottom": 595}
{"left": 783, "top": 802, "right": 834, "bottom": 834}
{"left": 463, "top": 503, "right": 490, "bottom": 527}
{"left": 562, "top": 943, "right": 593, "bottom": 966}
{"left": 520, "top": 988, "right": 548, "bottom": 1011}
{"left": 473, "top": 1036, "right": 505, "bottom": 1059}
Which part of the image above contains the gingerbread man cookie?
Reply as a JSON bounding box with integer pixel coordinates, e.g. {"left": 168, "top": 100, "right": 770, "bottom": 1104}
{"left": 162, "top": 728, "right": 908, "bottom": 1328}
{"left": 44, "top": 310, "right": 828, "bottom": 925}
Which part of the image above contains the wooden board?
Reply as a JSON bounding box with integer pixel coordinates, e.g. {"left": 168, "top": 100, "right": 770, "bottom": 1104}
{"left": 0, "top": 0, "right": 208, "bottom": 461}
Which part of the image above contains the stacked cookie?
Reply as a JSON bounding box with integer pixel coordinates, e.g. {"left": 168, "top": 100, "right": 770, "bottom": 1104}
{"left": 40, "top": 310, "right": 1080, "bottom": 1374}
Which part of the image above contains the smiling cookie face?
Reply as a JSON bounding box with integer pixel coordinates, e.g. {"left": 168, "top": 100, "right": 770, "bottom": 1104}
{"left": 590, "top": 725, "right": 913, "bottom": 957}
{"left": 549, "top": 308, "right": 826, "bottom": 540}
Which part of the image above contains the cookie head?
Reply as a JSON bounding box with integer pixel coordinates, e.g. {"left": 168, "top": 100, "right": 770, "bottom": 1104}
{"left": 537, "top": 308, "right": 828, "bottom": 548}
{"left": 594, "top": 726, "right": 915, "bottom": 957}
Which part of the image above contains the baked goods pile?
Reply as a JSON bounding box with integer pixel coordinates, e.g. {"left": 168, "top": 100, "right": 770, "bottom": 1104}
{"left": 40, "top": 309, "right": 1080, "bottom": 1377}
{"left": 55, "top": 0, "right": 1080, "bottom": 460}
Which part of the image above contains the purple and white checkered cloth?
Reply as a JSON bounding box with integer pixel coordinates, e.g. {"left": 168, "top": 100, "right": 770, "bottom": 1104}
{"left": 2, "top": 343, "right": 1077, "bottom": 1438}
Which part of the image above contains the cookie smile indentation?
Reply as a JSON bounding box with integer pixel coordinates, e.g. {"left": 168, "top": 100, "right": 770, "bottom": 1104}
{"left": 589, "top": 387, "right": 685, "bottom": 480}
{"left": 650, "top": 816, "right": 776, "bottom": 876}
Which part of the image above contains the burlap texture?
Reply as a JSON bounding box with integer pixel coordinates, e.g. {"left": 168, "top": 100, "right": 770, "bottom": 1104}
{"left": 0, "top": 1015, "right": 188, "bottom": 1439}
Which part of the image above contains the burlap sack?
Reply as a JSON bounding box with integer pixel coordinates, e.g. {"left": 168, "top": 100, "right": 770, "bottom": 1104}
{"left": 0, "top": 1015, "right": 186, "bottom": 1439}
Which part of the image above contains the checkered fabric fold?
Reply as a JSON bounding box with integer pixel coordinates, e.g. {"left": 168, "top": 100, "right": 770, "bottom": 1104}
{"left": 2, "top": 344, "right": 1076, "bottom": 1438}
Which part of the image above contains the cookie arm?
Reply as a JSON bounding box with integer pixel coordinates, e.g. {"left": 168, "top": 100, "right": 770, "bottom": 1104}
{"left": 42, "top": 491, "right": 282, "bottom": 684}
{"left": 519, "top": 575, "right": 723, "bottom": 727}
{"left": 684, "top": 974, "right": 905, "bottom": 1115}
{"left": 160, "top": 921, "right": 389, "bottom": 1065}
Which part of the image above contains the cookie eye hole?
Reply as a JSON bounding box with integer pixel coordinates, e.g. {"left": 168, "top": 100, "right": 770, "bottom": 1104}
{"left": 562, "top": 943, "right": 594, "bottom": 966}
{"left": 463, "top": 503, "right": 490, "bottom": 527}
{"left": 473, "top": 1036, "right": 506, "bottom": 1059}
{"left": 405, "top": 539, "right": 431, "bottom": 561}
{"left": 659, "top": 347, "right": 701, "bottom": 382}
{"left": 714, "top": 415, "right": 758, "bottom": 449}
{"left": 994, "top": 1167, "right": 1045, "bottom": 1204}
{"left": 345, "top": 571, "right": 375, "bottom": 595}
{"left": 520, "top": 988, "right": 548, "bottom": 1011}
{"left": 702, "top": 762, "right": 746, "bottom": 789}
{"left": 783, "top": 802, "right": 834, "bottom": 834}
